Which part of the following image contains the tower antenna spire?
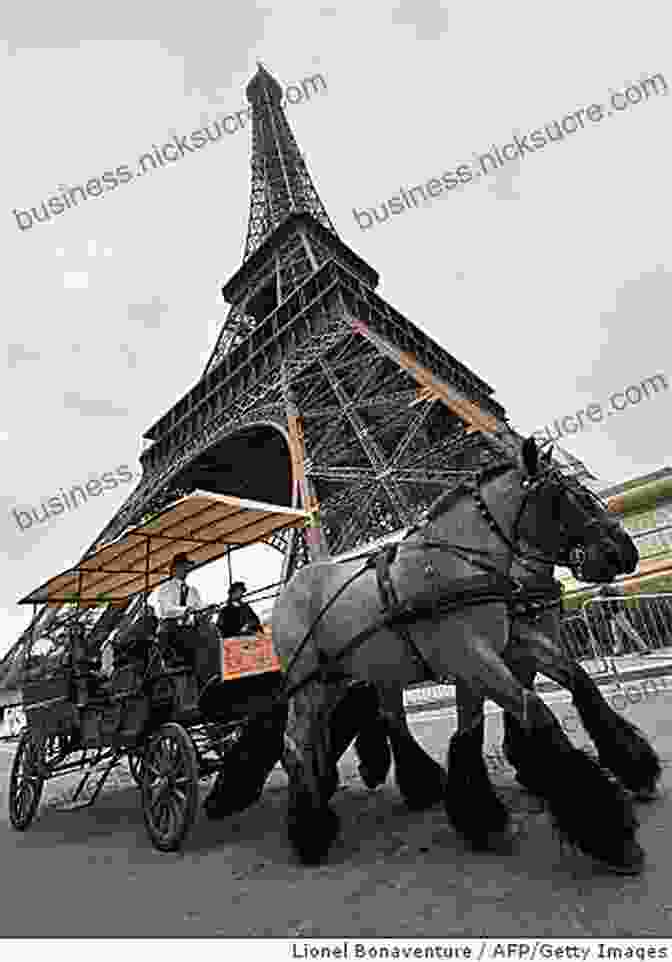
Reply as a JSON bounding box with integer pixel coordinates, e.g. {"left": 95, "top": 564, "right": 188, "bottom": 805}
{"left": 243, "top": 62, "right": 336, "bottom": 259}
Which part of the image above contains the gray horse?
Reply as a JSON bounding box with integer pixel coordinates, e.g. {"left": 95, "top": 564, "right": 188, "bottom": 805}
{"left": 333, "top": 446, "right": 660, "bottom": 806}
{"left": 272, "top": 437, "right": 643, "bottom": 872}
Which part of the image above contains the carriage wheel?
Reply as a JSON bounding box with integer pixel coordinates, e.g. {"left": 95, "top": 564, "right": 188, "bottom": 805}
{"left": 9, "top": 730, "right": 45, "bottom": 830}
{"left": 128, "top": 750, "right": 145, "bottom": 788}
{"left": 141, "top": 723, "right": 200, "bottom": 852}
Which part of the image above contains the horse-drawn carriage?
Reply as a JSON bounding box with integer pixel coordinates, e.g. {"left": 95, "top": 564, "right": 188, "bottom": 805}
{"left": 7, "top": 491, "right": 308, "bottom": 852}
{"left": 5, "top": 440, "right": 664, "bottom": 874}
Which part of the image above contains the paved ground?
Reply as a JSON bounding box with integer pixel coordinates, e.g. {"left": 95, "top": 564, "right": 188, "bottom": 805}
{"left": 1, "top": 686, "right": 672, "bottom": 938}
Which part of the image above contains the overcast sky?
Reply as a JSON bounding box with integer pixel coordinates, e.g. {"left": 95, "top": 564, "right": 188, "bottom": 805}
{"left": 2, "top": 0, "right": 671, "bottom": 655}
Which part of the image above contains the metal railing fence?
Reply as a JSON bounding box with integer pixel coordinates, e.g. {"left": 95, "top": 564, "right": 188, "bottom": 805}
{"left": 581, "top": 593, "right": 672, "bottom": 655}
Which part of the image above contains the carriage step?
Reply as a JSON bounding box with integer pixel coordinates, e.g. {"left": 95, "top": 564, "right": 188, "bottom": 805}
{"left": 51, "top": 780, "right": 108, "bottom": 811}
{"left": 50, "top": 757, "right": 124, "bottom": 811}
{"left": 52, "top": 797, "right": 102, "bottom": 812}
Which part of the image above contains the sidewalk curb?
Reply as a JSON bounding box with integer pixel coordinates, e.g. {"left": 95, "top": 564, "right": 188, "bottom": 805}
{"left": 405, "top": 663, "right": 672, "bottom": 715}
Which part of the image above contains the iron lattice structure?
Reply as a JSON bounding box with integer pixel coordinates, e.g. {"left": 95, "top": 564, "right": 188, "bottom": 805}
{"left": 2, "top": 63, "right": 517, "bottom": 672}
{"left": 243, "top": 64, "right": 336, "bottom": 260}
{"left": 205, "top": 64, "right": 338, "bottom": 366}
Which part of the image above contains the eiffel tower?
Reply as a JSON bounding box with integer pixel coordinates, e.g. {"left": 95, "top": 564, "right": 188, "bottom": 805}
{"left": 3, "top": 63, "right": 518, "bottom": 670}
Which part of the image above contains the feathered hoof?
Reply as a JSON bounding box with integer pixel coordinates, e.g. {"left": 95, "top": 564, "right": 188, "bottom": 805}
{"left": 324, "top": 772, "right": 340, "bottom": 800}
{"left": 513, "top": 770, "right": 546, "bottom": 797}
{"left": 593, "top": 839, "right": 645, "bottom": 876}
{"left": 358, "top": 762, "right": 388, "bottom": 791}
{"left": 203, "top": 795, "right": 231, "bottom": 821}
{"left": 402, "top": 780, "right": 447, "bottom": 811}
{"left": 288, "top": 805, "right": 340, "bottom": 865}
{"left": 632, "top": 785, "right": 662, "bottom": 804}
{"left": 469, "top": 821, "right": 520, "bottom": 854}
{"left": 396, "top": 754, "right": 447, "bottom": 810}
{"left": 503, "top": 737, "right": 545, "bottom": 797}
{"left": 203, "top": 781, "right": 263, "bottom": 820}
{"left": 635, "top": 788, "right": 662, "bottom": 804}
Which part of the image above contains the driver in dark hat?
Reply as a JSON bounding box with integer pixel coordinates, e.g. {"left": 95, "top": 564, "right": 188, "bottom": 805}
{"left": 216, "top": 581, "right": 262, "bottom": 638}
{"left": 154, "top": 552, "right": 205, "bottom": 669}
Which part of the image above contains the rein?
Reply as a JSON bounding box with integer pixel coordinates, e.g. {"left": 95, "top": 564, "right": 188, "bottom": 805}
{"left": 275, "top": 461, "right": 598, "bottom": 707}
{"left": 279, "top": 469, "right": 523, "bottom": 691}
{"left": 465, "top": 473, "right": 583, "bottom": 574}
{"left": 279, "top": 558, "right": 379, "bottom": 688}
{"left": 413, "top": 466, "right": 598, "bottom": 584}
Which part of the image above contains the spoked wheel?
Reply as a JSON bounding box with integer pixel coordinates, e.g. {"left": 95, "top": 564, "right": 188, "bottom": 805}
{"left": 141, "top": 723, "right": 200, "bottom": 852}
{"left": 9, "top": 730, "right": 46, "bottom": 830}
{"left": 128, "top": 750, "right": 145, "bottom": 788}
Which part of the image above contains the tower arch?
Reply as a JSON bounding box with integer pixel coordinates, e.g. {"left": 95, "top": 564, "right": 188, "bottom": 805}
{"left": 172, "top": 421, "right": 294, "bottom": 508}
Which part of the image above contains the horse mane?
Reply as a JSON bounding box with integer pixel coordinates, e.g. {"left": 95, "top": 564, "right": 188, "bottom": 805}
{"left": 557, "top": 471, "right": 609, "bottom": 513}
{"left": 424, "top": 459, "right": 517, "bottom": 523}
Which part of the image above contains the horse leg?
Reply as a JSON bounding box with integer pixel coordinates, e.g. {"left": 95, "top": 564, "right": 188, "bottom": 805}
{"left": 330, "top": 682, "right": 444, "bottom": 804}
{"left": 204, "top": 699, "right": 288, "bottom": 819}
{"left": 500, "top": 641, "right": 547, "bottom": 796}
{"left": 283, "top": 680, "right": 343, "bottom": 864}
{"left": 352, "top": 686, "right": 392, "bottom": 790}
{"left": 354, "top": 716, "right": 392, "bottom": 790}
{"left": 328, "top": 683, "right": 392, "bottom": 793}
{"left": 451, "top": 637, "right": 643, "bottom": 874}
{"left": 506, "top": 624, "right": 662, "bottom": 801}
{"left": 375, "top": 683, "right": 446, "bottom": 809}
{"left": 570, "top": 662, "right": 662, "bottom": 800}
{"left": 444, "top": 681, "right": 514, "bottom": 851}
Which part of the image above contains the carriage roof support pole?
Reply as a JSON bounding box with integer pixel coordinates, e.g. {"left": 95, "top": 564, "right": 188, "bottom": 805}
{"left": 226, "top": 547, "right": 233, "bottom": 585}
{"left": 26, "top": 603, "right": 39, "bottom": 665}
{"left": 283, "top": 366, "right": 329, "bottom": 562}
{"left": 70, "top": 566, "right": 90, "bottom": 707}
{"left": 143, "top": 536, "right": 151, "bottom": 613}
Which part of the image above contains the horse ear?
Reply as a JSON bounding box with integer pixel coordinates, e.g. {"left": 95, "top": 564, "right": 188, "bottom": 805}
{"left": 521, "top": 436, "right": 539, "bottom": 477}
{"left": 542, "top": 445, "right": 554, "bottom": 466}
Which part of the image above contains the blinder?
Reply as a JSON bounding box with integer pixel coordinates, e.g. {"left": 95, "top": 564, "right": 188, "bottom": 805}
{"left": 511, "top": 468, "right": 613, "bottom": 576}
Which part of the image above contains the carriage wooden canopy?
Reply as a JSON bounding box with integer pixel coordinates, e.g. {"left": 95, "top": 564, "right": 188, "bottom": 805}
{"left": 17, "top": 491, "right": 309, "bottom": 608}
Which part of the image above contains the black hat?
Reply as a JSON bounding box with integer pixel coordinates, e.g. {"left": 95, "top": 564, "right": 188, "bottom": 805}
{"left": 229, "top": 581, "right": 246, "bottom": 594}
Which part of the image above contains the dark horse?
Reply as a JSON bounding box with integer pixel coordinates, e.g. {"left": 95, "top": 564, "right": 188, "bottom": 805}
{"left": 271, "top": 437, "right": 644, "bottom": 872}
{"left": 502, "top": 593, "right": 661, "bottom": 803}
{"left": 335, "top": 568, "right": 661, "bottom": 814}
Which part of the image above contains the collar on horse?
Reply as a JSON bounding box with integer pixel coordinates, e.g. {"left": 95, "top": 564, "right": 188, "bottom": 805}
{"left": 282, "top": 463, "right": 574, "bottom": 694}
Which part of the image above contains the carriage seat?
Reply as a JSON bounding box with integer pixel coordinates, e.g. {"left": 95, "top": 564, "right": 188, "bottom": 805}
{"left": 101, "top": 661, "right": 147, "bottom": 697}
{"left": 110, "top": 611, "right": 160, "bottom": 669}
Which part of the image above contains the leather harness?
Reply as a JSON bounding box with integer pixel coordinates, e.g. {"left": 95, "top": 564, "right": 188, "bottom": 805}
{"left": 282, "top": 463, "right": 588, "bottom": 699}
{"left": 371, "top": 542, "right": 561, "bottom": 683}
{"left": 375, "top": 544, "right": 436, "bottom": 679}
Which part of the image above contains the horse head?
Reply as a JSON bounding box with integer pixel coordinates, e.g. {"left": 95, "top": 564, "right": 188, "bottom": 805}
{"left": 512, "top": 436, "right": 637, "bottom": 583}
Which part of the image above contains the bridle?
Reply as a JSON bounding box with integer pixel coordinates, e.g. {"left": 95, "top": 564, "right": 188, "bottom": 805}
{"left": 414, "top": 462, "right": 613, "bottom": 583}
{"left": 519, "top": 470, "right": 621, "bottom": 581}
